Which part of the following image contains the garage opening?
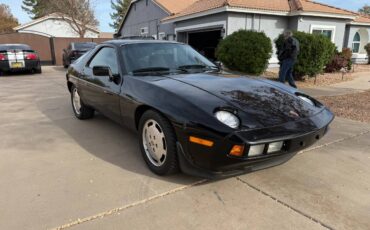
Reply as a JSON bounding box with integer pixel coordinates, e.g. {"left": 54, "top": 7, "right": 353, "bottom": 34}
{"left": 187, "top": 30, "right": 222, "bottom": 62}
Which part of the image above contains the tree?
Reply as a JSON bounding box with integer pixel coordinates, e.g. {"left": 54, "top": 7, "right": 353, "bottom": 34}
{"left": 0, "top": 4, "right": 19, "bottom": 33}
{"left": 359, "top": 5, "right": 370, "bottom": 15}
{"left": 110, "top": 0, "right": 130, "bottom": 32}
{"left": 49, "top": 0, "right": 99, "bottom": 38}
{"left": 22, "top": 0, "right": 99, "bottom": 38}
{"left": 22, "top": 0, "right": 52, "bottom": 19}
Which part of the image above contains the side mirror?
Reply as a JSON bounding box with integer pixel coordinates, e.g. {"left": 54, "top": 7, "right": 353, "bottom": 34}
{"left": 92, "top": 66, "right": 119, "bottom": 83}
{"left": 93, "top": 65, "right": 112, "bottom": 77}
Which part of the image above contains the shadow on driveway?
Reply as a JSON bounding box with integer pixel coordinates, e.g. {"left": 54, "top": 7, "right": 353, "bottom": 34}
{"left": 38, "top": 95, "right": 199, "bottom": 185}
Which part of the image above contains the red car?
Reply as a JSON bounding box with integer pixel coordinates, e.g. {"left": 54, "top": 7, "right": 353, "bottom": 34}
{"left": 0, "top": 44, "right": 42, "bottom": 75}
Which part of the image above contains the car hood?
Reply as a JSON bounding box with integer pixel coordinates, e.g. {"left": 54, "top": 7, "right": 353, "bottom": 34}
{"left": 165, "top": 73, "right": 322, "bottom": 128}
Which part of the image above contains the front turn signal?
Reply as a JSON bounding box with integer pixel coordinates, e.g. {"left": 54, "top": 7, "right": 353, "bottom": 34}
{"left": 230, "top": 145, "right": 245, "bottom": 157}
{"left": 189, "top": 136, "right": 214, "bottom": 147}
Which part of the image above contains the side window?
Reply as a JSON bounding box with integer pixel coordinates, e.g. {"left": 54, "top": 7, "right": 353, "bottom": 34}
{"left": 88, "top": 47, "right": 119, "bottom": 75}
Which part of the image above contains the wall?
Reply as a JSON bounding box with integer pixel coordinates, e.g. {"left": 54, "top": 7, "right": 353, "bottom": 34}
{"left": 18, "top": 18, "right": 99, "bottom": 38}
{"left": 0, "top": 33, "right": 52, "bottom": 63}
{"left": 0, "top": 32, "right": 110, "bottom": 65}
{"left": 120, "top": 0, "right": 174, "bottom": 38}
{"left": 345, "top": 25, "right": 370, "bottom": 63}
{"left": 53, "top": 38, "right": 110, "bottom": 65}
{"left": 296, "top": 16, "right": 349, "bottom": 50}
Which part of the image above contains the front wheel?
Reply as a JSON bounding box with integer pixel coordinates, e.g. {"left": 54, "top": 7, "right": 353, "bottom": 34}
{"left": 139, "top": 110, "right": 179, "bottom": 175}
{"left": 71, "top": 85, "right": 94, "bottom": 120}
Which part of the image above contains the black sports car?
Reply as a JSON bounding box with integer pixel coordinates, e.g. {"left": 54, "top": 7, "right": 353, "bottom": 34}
{"left": 66, "top": 40, "right": 334, "bottom": 179}
{"left": 0, "top": 44, "right": 42, "bottom": 74}
{"left": 63, "top": 42, "right": 97, "bottom": 68}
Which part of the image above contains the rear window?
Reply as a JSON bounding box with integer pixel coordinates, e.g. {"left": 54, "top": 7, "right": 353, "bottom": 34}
{"left": 0, "top": 44, "right": 32, "bottom": 51}
{"left": 74, "top": 43, "right": 97, "bottom": 50}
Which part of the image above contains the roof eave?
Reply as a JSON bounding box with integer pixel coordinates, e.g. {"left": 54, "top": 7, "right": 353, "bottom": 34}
{"left": 162, "top": 6, "right": 291, "bottom": 24}
{"left": 290, "top": 11, "right": 356, "bottom": 20}
{"left": 163, "top": 6, "right": 357, "bottom": 24}
{"left": 349, "top": 22, "right": 370, "bottom": 26}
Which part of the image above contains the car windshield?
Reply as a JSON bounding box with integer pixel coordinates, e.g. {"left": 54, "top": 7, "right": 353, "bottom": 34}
{"left": 121, "top": 43, "right": 217, "bottom": 75}
{"left": 75, "top": 43, "right": 96, "bottom": 50}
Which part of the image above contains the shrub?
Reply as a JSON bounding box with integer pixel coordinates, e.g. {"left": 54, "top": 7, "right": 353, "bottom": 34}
{"left": 275, "top": 31, "right": 336, "bottom": 78}
{"left": 341, "top": 48, "right": 353, "bottom": 70}
{"left": 325, "top": 48, "right": 352, "bottom": 73}
{"left": 365, "top": 43, "right": 370, "bottom": 64}
{"left": 216, "top": 30, "right": 272, "bottom": 75}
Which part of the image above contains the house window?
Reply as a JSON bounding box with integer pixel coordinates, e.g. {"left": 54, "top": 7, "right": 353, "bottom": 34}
{"left": 352, "top": 32, "right": 361, "bottom": 53}
{"left": 310, "top": 25, "right": 335, "bottom": 42}
{"left": 141, "top": 27, "right": 148, "bottom": 35}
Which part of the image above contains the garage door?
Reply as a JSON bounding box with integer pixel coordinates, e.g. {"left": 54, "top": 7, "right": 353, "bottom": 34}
{"left": 188, "top": 30, "right": 222, "bottom": 61}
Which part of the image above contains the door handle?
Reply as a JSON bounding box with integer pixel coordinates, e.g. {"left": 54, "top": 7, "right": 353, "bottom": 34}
{"left": 104, "top": 90, "right": 114, "bottom": 95}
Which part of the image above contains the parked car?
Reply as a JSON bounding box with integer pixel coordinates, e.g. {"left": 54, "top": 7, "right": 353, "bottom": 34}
{"left": 66, "top": 40, "right": 334, "bottom": 179}
{"left": 62, "top": 42, "right": 97, "bottom": 68}
{"left": 0, "top": 44, "right": 42, "bottom": 74}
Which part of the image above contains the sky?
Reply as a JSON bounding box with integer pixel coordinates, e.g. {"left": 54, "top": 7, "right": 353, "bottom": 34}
{"left": 1, "top": 0, "right": 370, "bottom": 33}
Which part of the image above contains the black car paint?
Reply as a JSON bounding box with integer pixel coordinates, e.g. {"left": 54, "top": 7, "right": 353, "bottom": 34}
{"left": 66, "top": 40, "right": 334, "bottom": 178}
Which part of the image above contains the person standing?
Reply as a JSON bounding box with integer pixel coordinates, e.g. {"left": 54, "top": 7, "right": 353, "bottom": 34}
{"left": 278, "top": 31, "right": 300, "bottom": 88}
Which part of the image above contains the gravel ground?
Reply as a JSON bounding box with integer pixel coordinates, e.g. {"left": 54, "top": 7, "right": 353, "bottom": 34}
{"left": 263, "top": 71, "right": 354, "bottom": 88}
{"left": 318, "top": 90, "right": 370, "bottom": 123}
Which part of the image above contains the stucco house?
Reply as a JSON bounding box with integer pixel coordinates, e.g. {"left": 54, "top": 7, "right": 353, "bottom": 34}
{"left": 118, "top": 0, "right": 370, "bottom": 65}
{"left": 13, "top": 13, "right": 100, "bottom": 38}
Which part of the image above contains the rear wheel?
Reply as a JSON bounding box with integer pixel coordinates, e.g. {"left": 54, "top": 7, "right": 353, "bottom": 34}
{"left": 71, "top": 85, "right": 94, "bottom": 120}
{"left": 139, "top": 110, "right": 179, "bottom": 175}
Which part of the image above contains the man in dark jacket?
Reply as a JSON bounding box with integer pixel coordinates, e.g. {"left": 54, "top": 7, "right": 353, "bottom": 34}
{"left": 278, "top": 31, "right": 299, "bottom": 88}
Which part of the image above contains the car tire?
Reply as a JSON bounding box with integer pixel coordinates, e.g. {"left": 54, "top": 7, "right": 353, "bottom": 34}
{"left": 139, "top": 110, "right": 179, "bottom": 176}
{"left": 71, "top": 85, "right": 94, "bottom": 120}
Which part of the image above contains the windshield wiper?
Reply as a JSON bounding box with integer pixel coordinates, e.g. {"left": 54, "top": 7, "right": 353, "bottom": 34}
{"left": 132, "top": 67, "right": 170, "bottom": 74}
{"left": 177, "top": 64, "right": 219, "bottom": 73}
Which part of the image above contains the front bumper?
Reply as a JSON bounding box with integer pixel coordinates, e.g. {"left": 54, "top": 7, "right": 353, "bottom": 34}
{"left": 174, "top": 108, "right": 334, "bottom": 179}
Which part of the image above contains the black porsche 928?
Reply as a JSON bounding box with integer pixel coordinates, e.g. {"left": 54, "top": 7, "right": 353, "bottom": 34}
{"left": 66, "top": 40, "right": 334, "bottom": 179}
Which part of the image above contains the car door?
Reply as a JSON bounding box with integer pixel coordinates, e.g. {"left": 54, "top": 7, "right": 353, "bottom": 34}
{"left": 82, "top": 46, "right": 122, "bottom": 124}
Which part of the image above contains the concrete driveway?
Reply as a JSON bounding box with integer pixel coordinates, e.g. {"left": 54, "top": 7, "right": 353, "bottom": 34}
{"left": 0, "top": 67, "right": 369, "bottom": 230}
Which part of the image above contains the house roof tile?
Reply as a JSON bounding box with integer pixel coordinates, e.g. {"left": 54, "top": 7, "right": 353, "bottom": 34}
{"left": 154, "top": 0, "right": 198, "bottom": 14}
{"left": 164, "top": 0, "right": 356, "bottom": 21}
{"left": 354, "top": 15, "right": 370, "bottom": 24}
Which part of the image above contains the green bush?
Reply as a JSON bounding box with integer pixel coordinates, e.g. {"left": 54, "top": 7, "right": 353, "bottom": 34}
{"left": 275, "top": 31, "right": 336, "bottom": 77}
{"left": 216, "top": 30, "right": 272, "bottom": 75}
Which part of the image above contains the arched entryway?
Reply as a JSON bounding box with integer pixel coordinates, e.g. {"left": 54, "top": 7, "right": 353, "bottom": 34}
{"left": 352, "top": 28, "right": 369, "bottom": 54}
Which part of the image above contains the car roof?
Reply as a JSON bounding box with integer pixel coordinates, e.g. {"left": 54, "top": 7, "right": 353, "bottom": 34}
{"left": 72, "top": 42, "right": 97, "bottom": 44}
{"left": 0, "top": 44, "right": 32, "bottom": 50}
{"left": 103, "top": 39, "right": 181, "bottom": 46}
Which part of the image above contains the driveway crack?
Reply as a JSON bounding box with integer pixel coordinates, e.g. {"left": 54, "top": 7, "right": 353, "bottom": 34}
{"left": 298, "top": 130, "right": 370, "bottom": 155}
{"left": 49, "top": 179, "right": 207, "bottom": 230}
{"left": 236, "top": 177, "right": 334, "bottom": 230}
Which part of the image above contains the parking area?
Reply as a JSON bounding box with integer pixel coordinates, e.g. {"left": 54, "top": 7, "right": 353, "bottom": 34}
{"left": 0, "top": 67, "right": 369, "bottom": 230}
